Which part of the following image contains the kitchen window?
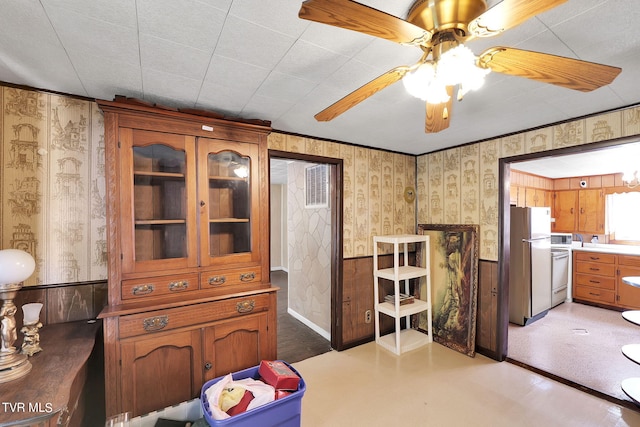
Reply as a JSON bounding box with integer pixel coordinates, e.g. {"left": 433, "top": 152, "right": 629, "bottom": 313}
{"left": 606, "top": 192, "right": 640, "bottom": 242}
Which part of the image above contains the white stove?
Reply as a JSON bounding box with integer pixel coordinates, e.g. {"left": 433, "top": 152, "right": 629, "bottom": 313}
{"left": 550, "top": 233, "right": 573, "bottom": 305}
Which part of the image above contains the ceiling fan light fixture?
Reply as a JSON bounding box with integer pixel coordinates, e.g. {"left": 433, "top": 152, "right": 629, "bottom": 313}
{"left": 402, "top": 62, "right": 448, "bottom": 102}
{"left": 403, "top": 44, "right": 489, "bottom": 104}
{"left": 438, "top": 44, "right": 491, "bottom": 87}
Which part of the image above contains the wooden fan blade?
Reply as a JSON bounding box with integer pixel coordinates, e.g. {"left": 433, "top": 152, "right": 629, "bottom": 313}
{"left": 425, "top": 87, "right": 454, "bottom": 133}
{"left": 469, "top": 0, "right": 567, "bottom": 37}
{"left": 315, "top": 66, "right": 411, "bottom": 122}
{"left": 478, "top": 47, "right": 621, "bottom": 92}
{"left": 299, "top": 0, "right": 431, "bottom": 46}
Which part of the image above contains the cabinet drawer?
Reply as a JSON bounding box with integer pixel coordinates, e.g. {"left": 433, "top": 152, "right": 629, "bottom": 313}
{"left": 619, "top": 255, "right": 640, "bottom": 267}
{"left": 574, "top": 285, "right": 616, "bottom": 304}
{"left": 575, "top": 262, "right": 616, "bottom": 277}
{"left": 122, "top": 273, "right": 199, "bottom": 301}
{"left": 201, "top": 267, "right": 261, "bottom": 289}
{"left": 575, "top": 252, "right": 615, "bottom": 264}
{"left": 119, "top": 293, "right": 270, "bottom": 339}
{"left": 574, "top": 273, "right": 616, "bottom": 290}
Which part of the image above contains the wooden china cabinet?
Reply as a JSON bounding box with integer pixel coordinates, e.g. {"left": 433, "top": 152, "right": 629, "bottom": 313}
{"left": 97, "top": 98, "right": 276, "bottom": 418}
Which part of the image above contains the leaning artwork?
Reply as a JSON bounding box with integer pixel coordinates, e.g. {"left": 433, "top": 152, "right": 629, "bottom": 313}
{"left": 416, "top": 224, "right": 479, "bottom": 357}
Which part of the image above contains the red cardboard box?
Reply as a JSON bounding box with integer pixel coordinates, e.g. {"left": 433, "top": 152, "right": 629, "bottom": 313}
{"left": 259, "top": 360, "right": 300, "bottom": 391}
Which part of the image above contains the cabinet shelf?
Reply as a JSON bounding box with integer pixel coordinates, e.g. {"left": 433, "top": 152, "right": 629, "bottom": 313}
{"left": 373, "top": 234, "right": 432, "bottom": 355}
{"left": 209, "top": 175, "right": 248, "bottom": 182}
{"left": 135, "top": 219, "right": 186, "bottom": 225}
{"left": 134, "top": 170, "right": 185, "bottom": 178}
{"left": 209, "top": 218, "right": 249, "bottom": 223}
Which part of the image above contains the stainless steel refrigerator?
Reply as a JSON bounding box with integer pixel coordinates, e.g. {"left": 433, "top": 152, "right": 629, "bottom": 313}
{"left": 509, "top": 206, "right": 552, "bottom": 326}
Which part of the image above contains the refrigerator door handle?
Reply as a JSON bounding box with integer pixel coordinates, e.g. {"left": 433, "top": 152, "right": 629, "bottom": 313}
{"left": 522, "top": 237, "right": 551, "bottom": 243}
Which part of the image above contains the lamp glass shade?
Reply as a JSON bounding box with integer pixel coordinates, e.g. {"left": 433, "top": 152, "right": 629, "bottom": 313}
{"left": 22, "top": 303, "right": 43, "bottom": 325}
{"left": 0, "top": 249, "right": 36, "bottom": 284}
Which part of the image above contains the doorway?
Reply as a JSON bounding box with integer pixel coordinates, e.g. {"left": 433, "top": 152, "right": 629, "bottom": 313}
{"left": 498, "top": 137, "right": 640, "bottom": 407}
{"left": 269, "top": 151, "right": 344, "bottom": 356}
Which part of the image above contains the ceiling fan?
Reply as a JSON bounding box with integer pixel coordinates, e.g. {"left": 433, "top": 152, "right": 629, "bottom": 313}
{"left": 298, "top": 0, "right": 622, "bottom": 133}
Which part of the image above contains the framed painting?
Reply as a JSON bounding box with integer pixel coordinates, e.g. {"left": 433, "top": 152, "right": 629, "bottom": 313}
{"left": 415, "top": 224, "right": 479, "bottom": 357}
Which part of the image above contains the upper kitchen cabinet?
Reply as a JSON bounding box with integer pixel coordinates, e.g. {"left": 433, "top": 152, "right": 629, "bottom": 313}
{"left": 578, "top": 189, "right": 604, "bottom": 234}
{"left": 552, "top": 189, "right": 604, "bottom": 234}
{"left": 99, "top": 98, "right": 271, "bottom": 305}
{"left": 552, "top": 190, "right": 578, "bottom": 232}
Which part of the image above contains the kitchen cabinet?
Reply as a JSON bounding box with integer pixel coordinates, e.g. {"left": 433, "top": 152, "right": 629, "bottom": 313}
{"left": 618, "top": 255, "right": 640, "bottom": 309}
{"left": 578, "top": 189, "right": 604, "bottom": 234}
{"left": 573, "top": 251, "right": 640, "bottom": 310}
{"left": 509, "top": 186, "right": 549, "bottom": 208}
{"left": 573, "top": 251, "right": 616, "bottom": 305}
{"left": 97, "top": 99, "right": 276, "bottom": 418}
{"left": 525, "top": 188, "right": 549, "bottom": 208}
{"left": 552, "top": 190, "right": 577, "bottom": 232}
{"left": 552, "top": 189, "right": 604, "bottom": 234}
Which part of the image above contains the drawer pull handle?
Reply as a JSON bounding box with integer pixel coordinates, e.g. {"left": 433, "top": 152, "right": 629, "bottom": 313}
{"left": 209, "top": 276, "right": 226, "bottom": 285}
{"left": 588, "top": 292, "right": 601, "bottom": 296}
{"left": 589, "top": 280, "right": 600, "bottom": 284}
{"left": 590, "top": 256, "right": 600, "bottom": 260}
{"left": 143, "top": 315, "right": 169, "bottom": 332}
{"left": 132, "top": 284, "right": 155, "bottom": 296}
{"left": 589, "top": 268, "right": 600, "bottom": 271}
{"left": 169, "top": 280, "right": 189, "bottom": 291}
{"left": 237, "top": 300, "right": 255, "bottom": 313}
{"left": 240, "top": 272, "right": 256, "bottom": 282}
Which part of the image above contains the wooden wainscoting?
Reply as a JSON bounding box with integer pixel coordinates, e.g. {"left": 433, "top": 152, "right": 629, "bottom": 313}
{"left": 342, "top": 256, "right": 501, "bottom": 359}
{"left": 476, "top": 259, "right": 499, "bottom": 359}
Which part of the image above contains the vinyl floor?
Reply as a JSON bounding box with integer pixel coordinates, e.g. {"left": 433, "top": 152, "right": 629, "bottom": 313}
{"left": 508, "top": 301, "right": 640, "bottom": 409}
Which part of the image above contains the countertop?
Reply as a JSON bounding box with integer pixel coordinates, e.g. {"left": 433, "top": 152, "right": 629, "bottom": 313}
{"left": 571, "top": 243, "right": 640, "bottom": 256}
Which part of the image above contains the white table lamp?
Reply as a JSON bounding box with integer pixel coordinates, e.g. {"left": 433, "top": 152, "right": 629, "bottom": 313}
{"left": 20, "top": 303, "right": 43, "bottom": 356}
{"left": 0, "top": 249, "right": 36, "bottom": 383}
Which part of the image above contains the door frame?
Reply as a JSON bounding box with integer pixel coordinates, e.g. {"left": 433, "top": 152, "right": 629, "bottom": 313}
{"left": 497, "top": 135, "right": 639, "bottom": 361}
{"left": 268, "top": 150, "right": 345, "bottom": 351}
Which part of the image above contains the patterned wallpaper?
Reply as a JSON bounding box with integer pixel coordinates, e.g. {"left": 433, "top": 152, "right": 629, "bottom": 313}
{"left": 269, "top": 106, "right": 640, "bottom": 262}
{"left": 268, "top": 133, "right": 416, "bottom": 258}
{"left": 5, "top": 82, "right": 639, "bottom": 282}
{"left": 0, "top": 86, "right": 107, "bottom": 286}
{"left": 417, "top": 106, "right": 640, "bottom": 261}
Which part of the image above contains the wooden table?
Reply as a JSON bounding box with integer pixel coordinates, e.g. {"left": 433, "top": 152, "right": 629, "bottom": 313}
{"left": 0, "top": 320, "right": 101, "bottom": 427}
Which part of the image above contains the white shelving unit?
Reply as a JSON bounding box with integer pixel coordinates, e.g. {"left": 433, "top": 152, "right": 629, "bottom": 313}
{"left": 373, "top": 234, "right": 432, "bottom": 355}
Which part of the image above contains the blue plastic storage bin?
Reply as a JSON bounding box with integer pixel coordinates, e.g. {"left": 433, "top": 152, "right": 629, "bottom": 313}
{"left": 201, "top": 361, "right": 305, "bottom": 427}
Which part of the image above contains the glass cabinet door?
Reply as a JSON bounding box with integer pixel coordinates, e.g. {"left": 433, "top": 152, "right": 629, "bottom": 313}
{"left": 198, "top": 139, "right": 261, "bottom": 266}
{"left": 120, "top": 129, "right": 198, "bottom": 274}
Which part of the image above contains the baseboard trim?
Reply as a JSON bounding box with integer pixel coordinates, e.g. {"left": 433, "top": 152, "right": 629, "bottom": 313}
{"left": 287, "top": 308, "right": 331, "bottom": 341}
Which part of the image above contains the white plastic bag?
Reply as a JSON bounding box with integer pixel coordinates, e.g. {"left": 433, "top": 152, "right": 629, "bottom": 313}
{"left": 205, "top": 374, "right": 275, "bottom": 420}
